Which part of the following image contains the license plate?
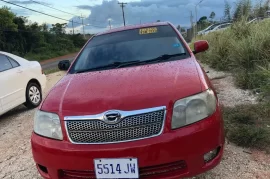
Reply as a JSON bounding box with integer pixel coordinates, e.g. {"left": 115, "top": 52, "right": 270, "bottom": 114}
{"left": 94, "top": 158, "right": 139, "bottom": 179}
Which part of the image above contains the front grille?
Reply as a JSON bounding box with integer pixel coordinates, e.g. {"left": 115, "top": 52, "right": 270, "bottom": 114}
{"left": 65, "top": 109, "right": 165, "bottom": 144}
{"left": 59, "top": 161, "right": 187, "bottom": 179}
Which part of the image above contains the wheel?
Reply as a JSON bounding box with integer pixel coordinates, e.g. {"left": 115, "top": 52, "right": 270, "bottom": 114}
{"left": 24, "top": 83, "right": 42, "bottom": 109}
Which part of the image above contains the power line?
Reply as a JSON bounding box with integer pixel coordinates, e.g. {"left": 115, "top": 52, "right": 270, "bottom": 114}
{"left": 0, "top": 0, "right": 73, "bottom": 22}
{"left": 31, "top": 0, "right": 103, "bottom": 22}
{"left": 31, "top": 0, "right": 103, "bottom": 23}
{"left": 30, "top": 0, "right": 80, "bottom": 17}
{"left": 0, "top": 0, "right": 106, "bottom": 28}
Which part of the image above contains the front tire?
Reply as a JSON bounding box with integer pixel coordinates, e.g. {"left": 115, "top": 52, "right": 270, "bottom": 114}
{"left": 24, "top": 83, "right": 42, "bottom": 109}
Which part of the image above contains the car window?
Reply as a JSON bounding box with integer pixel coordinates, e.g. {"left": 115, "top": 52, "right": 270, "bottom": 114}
{"left": 0, "top": 55, "right": 13, "bottom": 72}
{"left": 209, "top": 24, "right": 220, "bottom": 30}
{"left": 220, "top": 24, "right": 230, "bottom": 28}
{"left": 70, "top": 25, "right": 189, "bottom": 73}
{"left": 7, "top": 57, "right": 20, "bottom": 68}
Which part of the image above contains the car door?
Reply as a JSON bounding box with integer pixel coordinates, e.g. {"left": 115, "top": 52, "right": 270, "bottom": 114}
{"left": 6, "top": 56, "right": 27, "bottom": 103}
{"left": 0, "top": 54, "right": 24, "bottom": 113}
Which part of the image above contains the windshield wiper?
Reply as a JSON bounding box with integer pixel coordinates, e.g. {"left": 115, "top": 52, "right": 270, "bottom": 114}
{"left": 74, "top": 53, "right": 187, "bottom": 74}
{"left": 74, "top": 60, "right": 141, "bottom": 74}
{"left": 143, "top": 53, "right": 187, "bottom": 64}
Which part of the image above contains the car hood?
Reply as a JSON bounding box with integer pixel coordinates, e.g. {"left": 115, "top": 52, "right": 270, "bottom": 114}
{"left": 41, "top": 58, "right": 203, "bottom": 116}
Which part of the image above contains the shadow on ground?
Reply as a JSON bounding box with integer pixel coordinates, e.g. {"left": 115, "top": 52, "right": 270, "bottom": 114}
{"left": 0, "top": 105, "right": 30, "bottom": 122}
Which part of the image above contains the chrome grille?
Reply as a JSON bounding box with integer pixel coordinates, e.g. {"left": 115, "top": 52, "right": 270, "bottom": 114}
{"left": 65, "top": 108, "right": 165, "bottom": 144}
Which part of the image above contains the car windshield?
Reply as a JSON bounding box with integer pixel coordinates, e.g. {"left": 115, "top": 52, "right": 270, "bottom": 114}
{"left": 205, "top": 24, "right": 215, "bottom": 31}
{"left": 69, "top": 25, "right": 189, "bottom": 74}
{"left": 208, "top": 24, "right": 220, "bottom": 31}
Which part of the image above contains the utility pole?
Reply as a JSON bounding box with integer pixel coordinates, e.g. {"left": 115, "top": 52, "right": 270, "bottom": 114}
{"left": 72, "top": 19, "right": 74, "bottom": 35}
{"left": 190, "top": 11, "right": 195, "bottom": 38}
{"left": 108, "top": 19, "right": 112, "bottom": 29}
{"left": 195, "top": 0, "right": 205, "bottom": 38}
{"left": 81, "top": 14, "right": 85, "bottom": 38}
{"left": 118, "top": 2, "right": 127, "bottom": 26}
{"left": 195, "top": 6, "right": 198, "bottom": 37}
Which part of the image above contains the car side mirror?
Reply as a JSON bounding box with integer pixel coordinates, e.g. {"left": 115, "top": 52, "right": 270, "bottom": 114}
{"left": 58, "top": 60, "right": 71, "bottom": 71}
{"left": 193, "top": 40, "right": 209, "bottom": 54}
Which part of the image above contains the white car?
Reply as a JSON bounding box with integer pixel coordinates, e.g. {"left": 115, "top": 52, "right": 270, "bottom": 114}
{"left": 0, "top": 51, "right": 46, "bottom": 116}
{"left": 197, "top": 24, "right": 218, "bottom": 35}
{"left": 204, "top": 23, "right": 231, "bottom": 35}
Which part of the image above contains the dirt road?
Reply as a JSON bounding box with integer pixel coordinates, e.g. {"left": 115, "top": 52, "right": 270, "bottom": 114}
{"left": 40, "top": 53, "right": 77, "bottom": 71}
{"left": 0, "top": 67, "right": 269, "bottom": 179}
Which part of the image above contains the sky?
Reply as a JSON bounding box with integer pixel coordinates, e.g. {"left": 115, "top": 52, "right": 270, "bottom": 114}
{"left": 0, "top": 0, "right": 254, "bottom": 34}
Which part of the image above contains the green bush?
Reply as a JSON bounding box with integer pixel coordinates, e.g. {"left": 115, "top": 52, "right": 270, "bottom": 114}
{"left": 0, "top": 7, "right": 89, "bottom": 62}
{"left": 196, "top": 20, "right": 270, "bottom": 96}
{"left": 223, "top": 104, "right": 270, "bottom": 150}
{"left": 234, "top": 69, "right": 269, "bottom": 89}
{"left": 25, "top": 48, "right": 80, "bottom": 61}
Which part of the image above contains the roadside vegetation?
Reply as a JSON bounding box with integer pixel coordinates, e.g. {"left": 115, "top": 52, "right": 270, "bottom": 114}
{"left": 194, "top": 0, "right": 270, "bottom": 151}
{"left": 0, "top": 6, "right": 88, "bottom": 61}
{"left": 44, "top": 68, "right": 60, "bottom": 75}
{"left": 223, "top": 103, "right": 270, "bottom": 152}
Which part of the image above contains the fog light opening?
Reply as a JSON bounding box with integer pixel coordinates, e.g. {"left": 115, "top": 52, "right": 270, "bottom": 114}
{"left": 204, "top": 147, "right": 220, "bottom": 163}
{"left": 38, "top": 164, "right": 48, "bottom": 174}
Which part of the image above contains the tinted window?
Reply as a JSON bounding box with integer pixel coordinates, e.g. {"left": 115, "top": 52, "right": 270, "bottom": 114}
{"left": 8, "top": 57, "right": 20, "bottom": 68}
{"left": 70, "top": 25, "right": 189, "bottom": 73}
{"left": 220, "top": 24, "right": 230, "bottom": 28}
{"left": 209, "top": 24, "right": 220, "bottom": 30}
{"left": 0, "top": 55, "right": 12, "bottom": 72}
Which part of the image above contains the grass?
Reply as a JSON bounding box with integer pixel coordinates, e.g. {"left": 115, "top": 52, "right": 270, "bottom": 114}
{"left": 223, "top": 103, "right": 270, "bottom": 151}
{"left": 44, "top": 68, "right": 60, "bottom": 75}
{"left": 193, "top": 19, "right": 270, "bottom": 150}
{"left": 194, "top": 19, "right": 270, "bottom": 99}
{"left": 25, "top": 48, "right": 80, "bottom": 62}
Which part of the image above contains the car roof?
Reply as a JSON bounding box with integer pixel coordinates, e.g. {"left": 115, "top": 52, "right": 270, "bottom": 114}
{"left": 0, "top": 51, "right": 28, "bottom": 65}
{"left": 96, "top": 21, "right": 171, "bottom": 36}
{"left": 216, "top": 23, "right": 231, "bottom": 27}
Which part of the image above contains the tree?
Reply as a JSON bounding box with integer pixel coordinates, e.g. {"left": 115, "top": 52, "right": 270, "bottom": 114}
{"left": 0, "top": 6, "right": 18, "bottom": 31}
{"left": 253, "top": 3, "right": 264, "bottom": 17}
{"left": 40, "top": 23, "right": 49, "bottom": 32}
{"left": 156, "top": 20, "right": 161, "bottom": 22}
{"left": 233, "top": 0, "right": 252, "bottom": 21}
{"left": 242, "top": 0, "right": 252, "bottom": 18}
{"left": 264, "top": 0, "right": 270, "bottom": 11}
{"left": 198, "top": 16, "right": 208, "bottom": 23}
{"left": 50, "top": 23, "right": 67, "bottom": 35}
{"left": 0, "top": 6, "right": 87, "bottom": 60}
{"left": 197, "top": 16, "right": 210, "bottom": 31}
{"left": 176, "top": 25, "right": 181, "bottom": 31}
{"left": 224, "top": 0, "right": 232, "bottom": 21}
{"left": 209, "top": 11, "right": 216, "bottom": 21}
{"left": 180, "top": 27, "right": 186, "bottom": 33}
{"left": 0, "top": 6, "right": 18, "bottom": 51}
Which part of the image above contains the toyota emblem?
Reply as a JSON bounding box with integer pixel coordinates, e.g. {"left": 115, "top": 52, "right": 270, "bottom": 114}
{"left": 103, "top": 111, "right": 122, "bottom": 124}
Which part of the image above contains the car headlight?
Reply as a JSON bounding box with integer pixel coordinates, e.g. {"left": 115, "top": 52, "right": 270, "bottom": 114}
{"left": 172, "top": 89, "right": 217, "bottom": 129}
{"left": 34, "top": 110, "right": 63, "bottom": 140}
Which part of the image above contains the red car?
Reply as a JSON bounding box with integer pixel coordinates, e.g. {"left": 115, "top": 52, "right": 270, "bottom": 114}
{"left": 31, "top": 22, "right": 224, "bottom": 179}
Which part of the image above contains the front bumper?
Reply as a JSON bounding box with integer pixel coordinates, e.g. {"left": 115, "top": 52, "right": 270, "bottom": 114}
{"left": 31, "top": 109, "right": 224, "bottom": 179}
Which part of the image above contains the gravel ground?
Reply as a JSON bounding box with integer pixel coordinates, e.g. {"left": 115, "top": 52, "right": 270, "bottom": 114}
{"left": 193, "top": 64, "right": 270, "bottom": 179}
{"left": 201, "top": 64, "right": 257, "bottom": 107}
{"left": 0, "top": 67, "right": 269, "bottom": 179}
{"left": 0, "top": 71, "right": 64, "bottom": 179}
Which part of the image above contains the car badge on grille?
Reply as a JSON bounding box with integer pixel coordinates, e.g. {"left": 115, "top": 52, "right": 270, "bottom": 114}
{"left": 103, "top": 111, "right": 122, "bottom": 124}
